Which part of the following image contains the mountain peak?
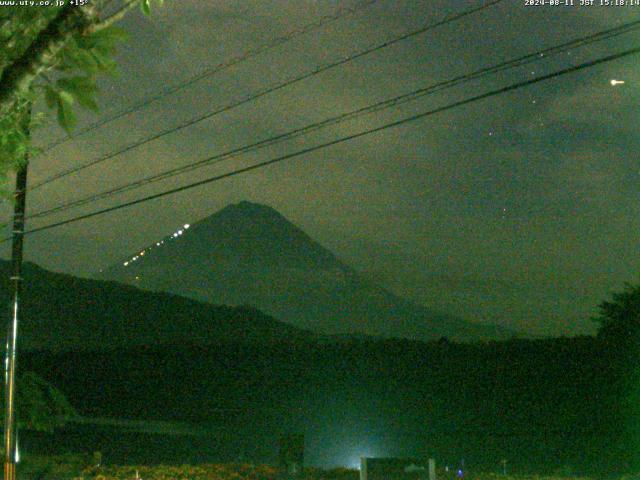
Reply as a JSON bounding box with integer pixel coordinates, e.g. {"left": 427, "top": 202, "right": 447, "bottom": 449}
{"left": 226, "top": 200, "right": 278, "bottom": 215}
{"left": 97, "top": 202, "right": 512, "bottom": 341}
{"left": 196, "top": 201, "right": 289, "bottom": 228}
{"left": 187, "top": 201, "right": 345, "bottom": 271}
{"left": 100, "top": 201, "right": 349, "bottom": 285}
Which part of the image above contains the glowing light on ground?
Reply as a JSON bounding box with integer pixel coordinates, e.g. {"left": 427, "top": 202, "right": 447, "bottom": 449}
{"left": 610, "top": 79, "right": 625, "bottom": 86}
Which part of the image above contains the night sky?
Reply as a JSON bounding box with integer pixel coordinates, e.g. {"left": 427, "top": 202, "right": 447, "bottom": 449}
{"left": 2, "top": 0, "right": 638, "bottom": 337}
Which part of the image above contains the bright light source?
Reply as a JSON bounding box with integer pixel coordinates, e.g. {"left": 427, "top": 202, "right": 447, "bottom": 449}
{"left": 178, "top": 230, "right": 183, "bottom": 235}
{"left": 156, "top": 242, "right": 161, "bottom": 246}
{"left": 173, "top": 233, "right": 178, "bottom": 238}
{"left": 184, "top": 224, "right": 190, "bottom": 229}
{"left": 124, "top": 262, "right": 129, "bottom": 266}
{"left": 610, "top": 79, "right": 625, "bottom": 86}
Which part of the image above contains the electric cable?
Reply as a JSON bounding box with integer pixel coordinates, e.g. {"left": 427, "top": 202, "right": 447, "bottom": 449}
{"left": 31, "top": 0, "right": 505, "bottom": 191}
{"left": 26, "top": 18, "right": 640, "bottom": 222}
{"left": 8, "top": 44, "right": 638, "bottom": 242}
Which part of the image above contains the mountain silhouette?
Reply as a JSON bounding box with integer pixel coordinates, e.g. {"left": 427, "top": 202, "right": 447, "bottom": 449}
{"left": 0, "top": 260, "right": 312, "bottom": 351}
{"left": 97, "top": 201, "right": 512, "bottom": 341}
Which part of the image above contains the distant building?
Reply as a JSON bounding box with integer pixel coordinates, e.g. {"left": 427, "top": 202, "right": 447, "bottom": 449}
{"left": 360, "top": 457, "right": 433, "bottom": 480}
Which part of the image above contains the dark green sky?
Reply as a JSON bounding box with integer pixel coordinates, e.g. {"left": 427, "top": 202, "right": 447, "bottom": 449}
{"left": 2, "top": 0, "right": 638, "bottom": 336}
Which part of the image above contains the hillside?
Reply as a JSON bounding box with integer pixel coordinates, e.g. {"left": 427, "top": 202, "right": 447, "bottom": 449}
{"left": 97, "top": 201, "right": 513, "bottom": 341}
{"left": 0, "top": 260, "right": 312, "bottom": 351}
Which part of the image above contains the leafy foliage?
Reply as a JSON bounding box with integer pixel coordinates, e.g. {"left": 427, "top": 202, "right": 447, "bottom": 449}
{"left": 140, "top": 0, "right": 164, "bottom": 16}
{"left": 0, "top": 8, "right": 60, "bottom": 72}
{"left": 34, "top": 24, "right": 128, "bottom": 134}
{"left": 0, "top": 371, "right": 76, "bottom": 432}
{"left": 78, "top": 463, "right": 279, "bottom": 480}
{"left": 0, "top": 0, "right": 160, "bottom": 192}
{"left": 18, "top": 452, "right": 99, "bottom": 480}
{"left": 54, "top": 463, "right": 602, "bottom": 480}
{"left": 593, "top": 282, "right": 640, "bottom": 343}
{"left": 23, "top": 336, "right": 626, "bottom": 475}
{"left": 0, "top": 12, "right": 125, "bottom": 187}
{"left": 0, "top": 99, "right": 32, "bottom": 189}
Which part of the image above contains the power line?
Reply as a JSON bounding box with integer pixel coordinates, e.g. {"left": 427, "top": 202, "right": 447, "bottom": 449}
{"left": 30, "top": 0, "right": 505, "bottom": 191}
{"left": 26, "top": 18, "right": 640, "bottom": 222}
{"left": 38, "top": 0, "right": 380, "bottom": 153}
{"left": 10, "top": 44, "right": 640, "bottom": 242}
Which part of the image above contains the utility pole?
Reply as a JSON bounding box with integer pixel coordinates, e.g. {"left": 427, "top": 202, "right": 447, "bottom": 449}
{"left": 3, "top": 105, "right": 30, "bottom": 480}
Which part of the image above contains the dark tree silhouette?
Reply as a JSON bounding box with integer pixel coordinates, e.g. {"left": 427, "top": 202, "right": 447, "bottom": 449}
{"left": 0, "top": 371, "right": 76, "bottom": 433}
{"left": 593, "top": 282, "right": 640, "bottom": 343}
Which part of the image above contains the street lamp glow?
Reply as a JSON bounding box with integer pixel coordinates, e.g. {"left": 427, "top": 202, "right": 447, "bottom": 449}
{"left": 610, "top": 79, "right": 625, "bottom": 86}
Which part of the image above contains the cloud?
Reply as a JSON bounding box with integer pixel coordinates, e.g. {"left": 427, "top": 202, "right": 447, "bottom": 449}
{"left": 13, "top": 0, "right": 638, "bottom": 337}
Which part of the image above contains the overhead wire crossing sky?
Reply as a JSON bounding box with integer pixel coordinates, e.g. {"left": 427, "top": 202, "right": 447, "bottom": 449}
{"left": 30, "top": 0, "right": 505, "bottom": 191}
{"left": 23, "top": 17, "right": 640, "bottom": 223}
{"left": 8, "top": 44, "right": 639, "bottom": 243}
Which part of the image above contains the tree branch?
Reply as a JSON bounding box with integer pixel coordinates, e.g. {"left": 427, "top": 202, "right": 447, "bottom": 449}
{"left": 88, "top": 0, "right": 139, "bottom": 33}
{"left": 0, "top": 4, "right": 97, "bottom": 116}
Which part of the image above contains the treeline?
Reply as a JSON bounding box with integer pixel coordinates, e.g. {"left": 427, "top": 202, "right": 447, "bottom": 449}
{"left": 19, "top": 334, "right": 638, "bottom": 476}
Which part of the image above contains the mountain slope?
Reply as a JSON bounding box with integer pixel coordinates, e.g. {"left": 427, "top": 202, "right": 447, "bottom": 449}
{"left": 0, "top": 260, "right": 312, "bottom": 351}
{"left": 97, "top": 201, "right": 512, "bottom": 341}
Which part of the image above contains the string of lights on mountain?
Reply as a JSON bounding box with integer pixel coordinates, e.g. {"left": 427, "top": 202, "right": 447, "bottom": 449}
{"left": 121, "top": 224, "right": 190, "bottom": 268}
